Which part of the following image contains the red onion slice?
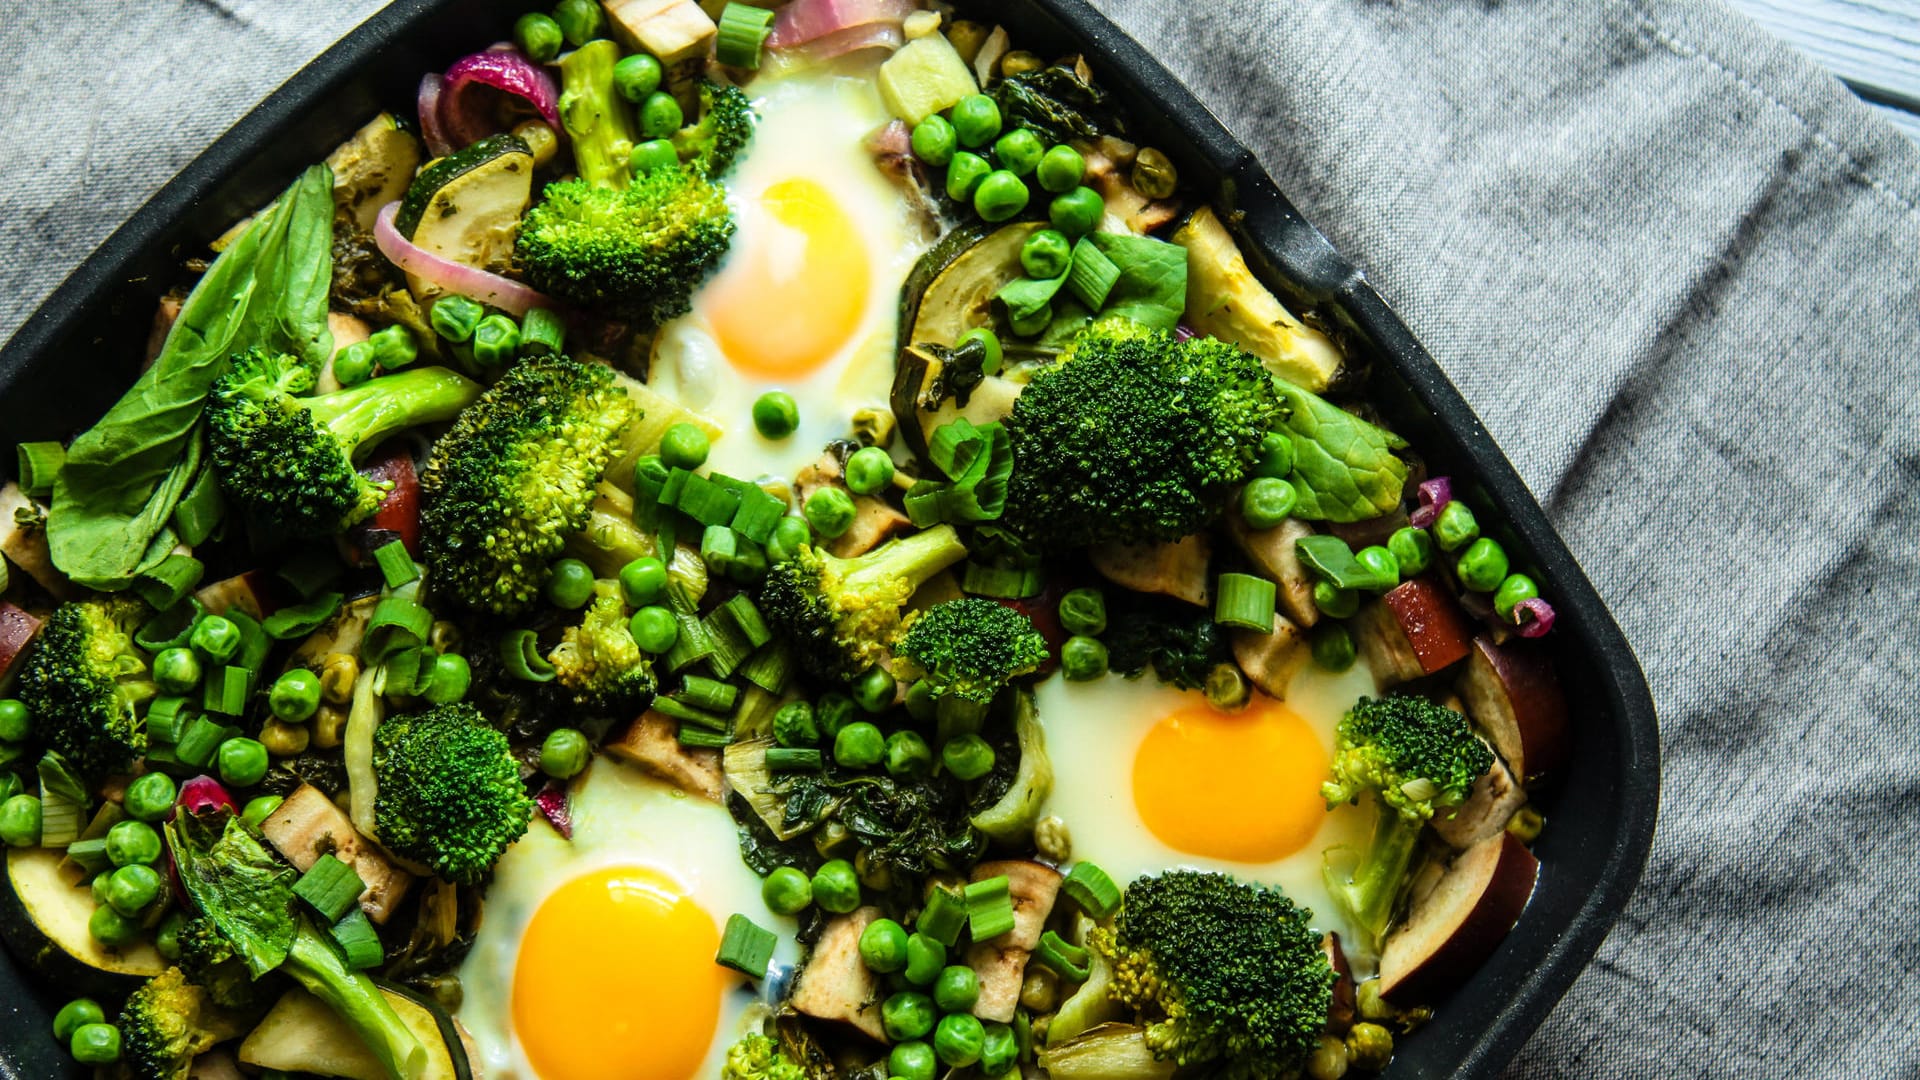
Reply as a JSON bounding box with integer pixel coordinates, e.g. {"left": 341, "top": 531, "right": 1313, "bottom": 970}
{"left": 534, "top": 782, "right": 573, "bottom": 839}
{"left": 1515, "top": 598, "right": 1556, "bottom": 638}
{"left": 865, "top": 119, "right": 911, "bottom": 158}
{"left": 769, "top": 0, "right": 915, "bottom": 47}
{"left": 177, "top": 775, "right": 237, "bottom": 818}
{"left": 1409, "top": 475, "right": 1452, "bottom": 528}
{"left": 440, "top": 48, "right": 562, "bottom": 148}
{"left": 1174, "top": 323, "right": 1197, "bottom": 342}
{"left": 374, "top": 202, "right": 555, "bottom": 317}
{"left": 417, "top": 74, "right": 454, "bottom": 158}
{"left": 779, "top": 21, "right": 904, "bottom": 62}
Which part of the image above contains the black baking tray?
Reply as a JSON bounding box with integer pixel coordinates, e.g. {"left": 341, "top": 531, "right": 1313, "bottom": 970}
{"left": 0, "top": 0, "right": 1660, "bottom": 1075}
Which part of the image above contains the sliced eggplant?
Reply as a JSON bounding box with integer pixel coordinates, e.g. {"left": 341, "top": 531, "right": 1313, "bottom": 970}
{"left": 1226, "top": 515, "right": 1318, "bottom": 629}
{"left": 0, "top": 482, "right": 71, "bottom": 599}
{"left": 0, "top": 846, "right": 165, "bottom": 997}
{"left": 1431, "top": 751, "right": 1528, "bottom": 851}
{"left": 0, "top": 602, "right": 45, "bottom": 690}
{"left": 397, "top": 133, "right": 535, "bottom": 291}
{"left": 1231, "top": 614, "right": 1306, "bottom": 699}
{"left": 237, "top": 981, "right": 472, "bottom": 1080}
{"left": 1376, "top": 832, "right": 1538, "bottom": 1008}
{"left": 1457, "top": 635, "right": 1569, "bottom": 785}
{"left": 1351, "top": 576, "right": 1475, "bottom": 686}
{"left": 964, "top": 859, "right": 1063, "bottom": 1022}
{"left": 1323, "top": 932, "right": 1356, "bottom": 1034}
{"left": 793, "top": 453, "right": 909, "bottom": 559}
{"left": 791, "top": 906, "right": 888, "bottom": 1041}
{"left": 258, "top": 784, "right": 413, "bottom": 924}
{"left": 1090, "top": 534, "right": 1210, "bottom": 608}
{"left": 604, "top": 711, "right": 724, "bottom": 801}
{"left": 192, "top": 570, "right": 285, "bottom": 621}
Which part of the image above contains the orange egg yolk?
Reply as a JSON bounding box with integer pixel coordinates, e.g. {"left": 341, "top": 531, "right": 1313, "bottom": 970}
{"left": 703, "top": 177, "right": 870, "bottom": 379}
{"left": 512, "top": 865, "right": 731, "bottom": 1080}
{"left": 1132, "top": 697, "right": 1330, "bottom": 862}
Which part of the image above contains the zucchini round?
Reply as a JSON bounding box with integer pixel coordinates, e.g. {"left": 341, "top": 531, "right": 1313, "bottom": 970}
{"left": 0, "top": 846, "right": 165, "bottom": 998}
{"left": 396, "top": 133, "right": 535, "bottom": 280}
{"left": 237, "top": 979, "right": 473, "bottom": 1080}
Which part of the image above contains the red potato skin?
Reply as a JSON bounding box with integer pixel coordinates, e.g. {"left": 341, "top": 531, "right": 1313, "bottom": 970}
{"left": 1460, "top": 635, "right": 1570, "bottom": 785}
{"left": 1323, "top": 932, "right": 1356, "bottom": 1034}
{"left": 1378, "top": 833, "right": 1539, "bottom": 1008}
{"left": 0, "top": 603, "right": 44, "bottom": 685}
{"left": 1380, "top": 576, "right": 1475, "bottom": 674}
{"left": 354, "top": 450, "right": 422, "bottom": 558}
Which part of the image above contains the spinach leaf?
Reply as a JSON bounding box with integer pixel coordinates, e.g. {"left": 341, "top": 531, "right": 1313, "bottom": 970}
{"left": 1272, "top": 379, "right": 1410, "bottom": 522}
{"left": 166, "top": 813, "right": 298, "bottom": 977}
{"left": 49, "top": 164, "right": 336, "bottom": 589}
{"left": 995, "top": 267, "right": 1069, "bottom": 325}
{"left": 993, "top": 60, "right": 1125, "bottom": 144}
{"left": 1087, "top": 232, "right": 1187, "bottom": 330}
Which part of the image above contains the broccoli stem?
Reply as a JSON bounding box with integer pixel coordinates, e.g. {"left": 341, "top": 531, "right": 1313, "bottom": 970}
{"left": 557, "top": 39, "right": 638, "bottom": 189}
{"left": 305, "top": 366, "right": 481, "bottom": 460}
{"left": 1334, "top": 801, "right": 1424, "bottom": 950}
{"left": 283, "top": 919, "right": 426, "bottom": 1080}
{"left": 840, "top": 523, "right": 969, "bottom": 594}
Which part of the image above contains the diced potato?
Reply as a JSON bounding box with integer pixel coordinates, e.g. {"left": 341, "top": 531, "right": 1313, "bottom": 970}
{"left": 879, "top": 34, "right": 979, "bottom": 126}
{"left": 605, "top": 0, "right": 716, "bottom": 67}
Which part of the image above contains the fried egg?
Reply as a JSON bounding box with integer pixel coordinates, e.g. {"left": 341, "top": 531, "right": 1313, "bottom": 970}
{"left": 651, "top": 61, "right": 929, "bottom": 481}
{"left": 455, "top": 760, "right": 794, "bottom": 1080}
{"left": 1036, "top": 654, "right": 1382, "bottom": 954}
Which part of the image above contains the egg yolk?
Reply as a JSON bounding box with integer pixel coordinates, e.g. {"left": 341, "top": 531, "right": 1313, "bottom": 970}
{"left": 704, "top": 177, "right": 870, "bottom": 378}
{"left": 512, "top": 865, "right": 730, "bottom": 1080}
{"left": 1132, "top": 698, "right": 1330, "bottom": 862}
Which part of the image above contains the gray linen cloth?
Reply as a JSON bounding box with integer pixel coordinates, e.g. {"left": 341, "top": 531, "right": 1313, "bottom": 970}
{"left": 3, "top": 0, "right": 1916, "bottom": 1075}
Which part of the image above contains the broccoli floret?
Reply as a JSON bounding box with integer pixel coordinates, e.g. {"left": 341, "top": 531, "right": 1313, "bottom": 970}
{"left": 673, "top": 80, "right": 755, "bottom": 177}
{"left": 419, "top": 354, "right": 638, "bottom": 614}
{"left": 14, "top": 597, "right": 150, "bottom": 777}
{"left": 372, "top": 703, "right": 534, "bottom": 885}
{"left": 757, "top": 525, "right": 969, "bottom": 684}
{"left": 895, "top": 598, "right": 1047, "bottom": 730}
{"left": 548, "top": 579, "right": 657, "bottom": 714}
{"left": 722, "top": 1034, "right": 806, "bottom": 1080}
{"left": 206, "top": 348, "right": 480, "bottom": 537}
{"left": 1001, "top": 320, "right": 1280, "bottom": 550}
{"left": 1090, "top": 870, "right": 1334, "bottom": 1079}
{"left": 173, "top": 916, "right": 276, "bottom": 1012}
{"left": 1321, "top": 695, "right": 1495, "bottom": 948}
{"left": 118, "top": 967, "right": 251, "bottom": 1080}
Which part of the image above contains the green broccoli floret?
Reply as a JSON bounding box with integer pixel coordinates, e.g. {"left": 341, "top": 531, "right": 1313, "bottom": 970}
{"left": 757, "top": 524, "right": 969, "bottom": 684}
{"left": 173, "top": 916, "right": 276, "bottom": 1012}
{"left": 1321, "top": 695, "right": 1495, "bottom": 949}
{"left": 372, "top": 703, "right": 534, "bottom": 885}
{"left": 14, "top": 597, "right": 150, "bottom": 777}
{"left": 419, "top": 354, "right": 638, "bottom": 615}
{"left": 1090, "top": 870, "right": 1334, "bottom": 1080}
{"left": 673, "top": 80, "right": 755, "bottom": 177}
{"left": 548, "top": 579, "right": 657, "bottom": 714}
{"left": 1001, "top": 320, "right": 1280, "bottom": 550}
{"left": 722, "top": 1034, "right": 806, "bottom": 1080}
{"left": 520, "top": 41, "right": 736, "bottom": 324}
{"left": 119, "top": 967, "right": 252, "bottom": 1080}
{"left": 895, "top": 598, "right": 1047, "bottom": 730}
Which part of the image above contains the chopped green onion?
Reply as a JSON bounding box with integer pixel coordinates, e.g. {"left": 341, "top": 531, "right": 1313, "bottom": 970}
{"left": 715, "top": 2, "right": 775, "bottom": 68}
{"left": 377, "top": 648, "right": 427, "bottom": 699}
{"left": 965, "top": 876, "right": 1016, "bottom": 941}
{"left": 677, "top": 724, "right": 732, "bottom": 749}
{"left": 330, "top": 909, "right": 384, "bottom": 970}
{"left": 1033, "top": 929, "right": 1090, "bottom": 981}
{"left": 36, "top": 753, "right": 88, "bottom": 848}
{"left": 204, "top": 666, "right": 251, "bottom": 717}
{"left": 176, "top": 717, "right": 235, "bottom": 767}
{"left": 135, "top": 600, "right": 203, "bottom": 653}
{"left": 918, "top": 884, "right": 967, "bottom": 946}
{"left": 962, "top": 562, "right": 1042, "bottom": 599}
{"left": 229, "top": 610, "right": 272, "bottom": 697}
{"left": 263, "top": 593, "right": 344, "bottom": 640}
{"left": 663, "top": 611, "right": 714, "bottom": 673}
{"left": 293, "top": 854, "right": 366, "bottom": 922}
{"left": 653, "top": 696, "right": 730, "bottom": 732}
{"left": 276, "top": 546, "right": 345, "bottom": 600}
{"left": 131, "top": 555, "right": 205, "bottom": 613}
{"left": 500, "top": 629, "right": 557, "bottom": 683}
{"left": 676, "top": 676, "right": 740, "bottom": 714}
{"left": 373, "top": 541, "right": 418, "bottom": 589}
{"left": 730, "top": 485, "right": 787, "bottom": 544}
{"left": 765, "top": 747, "right": 822, "bottom": 772}
{"left": 677, "top": 473, "right": 744, "bottom": 527}
{"left": 1061, "top": 862, "right": 1121, "bottom": 919}
{"left": 738, "top": 643, "right": 795, "bottom": 694}
{"left": 520, "top": 307, "right": 566, "bottom": 357}
{"left": 65, "top": 839, "right": 111, "bottom": 875}
{"left": 146, "top": 698, "right": 194, "bottom": 746}
{"left": 170, "top": 464, "right": 225, "bottom": 547}
{"left": 1294, "top": 535, "right": 1377, "bottom": 591}
{"left": 722, "top": 593, "right": 772, "bottom": 649}
{"left": 701, "top": 607, "right": 754, "bottom": 679}
{"left": 659, "top": 467, "right": 693, "bottom": 508}
{"left": 1214, "top": 572, "right": 1277, "bottom": 633}
{"left": 364, "top": 596, "right": 433, "bottom": 662}
{"left": 1066, "top": 238, "right": 1121, "bottom": 310}
{"left": 716, "top": 913, "right": 778, "bottom": 977}
{"left": 700, "top": 525, "right": 740, "bottom": 574}
{"left": 15, "top": 442, "right": 65, "bottom": 497}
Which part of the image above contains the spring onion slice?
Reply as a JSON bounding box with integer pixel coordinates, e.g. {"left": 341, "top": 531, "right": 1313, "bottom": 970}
{"left": 1061, "top": 862, "right": 1121, "bottom": 919}
{"left": 364, "top": 595, "right": 433, "bottom": 663}
{"left": 170, "top": 464, "right": 226, "bottom": 547}
{"left": 677, "top": 676, "right": 740, "bottom": 714}
{"left": 965, "top": 876, "right": 1016, "bottom": 941}
{"left": 131, "top": 554, "right": 205, "bottom": 613}
{"left": 15, "top": 442, "right": 64, "bottom": 497}
{"left": 1067, "top": 239, "right": 1121, "bottom": 311}
{"left": 917, "top": 884, "right": 968, "bottom": 947}
{"left": 1214, "top": 572, "right": 1277, "bottom": 633}
{"left": 716, "top": 913, "right": 778, "bottom": 977}
{"left": 294, "top": 854, "right": 368, "bottom": 923}
{"left": 135, "top": 599, "right": 205, "bottom": 653}
{"left": 677, "top": 724, "right": 732, "bottom": 749}
{"left": 765, "top": 747, "right": 822, "bottom": 772}
{"left": 330, "top": 909, "right": 384, "bottom": 970}
{"left": 716, "top": 2, "right": 776, "bottom": 67}
{"left": 262, "top": 592, "right": 344, "bottom": 641}
{"left": 1033, "top": 929, "right": 1091, "bottom": 982}
{"left": 373, "top": 540, "right": 418, "bottom": 590}
{"left": 962, "top": 561, "right": 1041, "bottom": 599}
{"left": 739, "top": 643, "right": 795, "bottom": 695}
{"left": 654, "top": 696, "right": 730, "bottom": 732}
{"left": 499, "top": 629, "right": 557, "bottom": 683}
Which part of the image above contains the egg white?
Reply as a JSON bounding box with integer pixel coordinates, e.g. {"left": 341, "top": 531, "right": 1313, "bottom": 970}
{"left": 454, "top": 760, "right": 796, "bottom": 1080}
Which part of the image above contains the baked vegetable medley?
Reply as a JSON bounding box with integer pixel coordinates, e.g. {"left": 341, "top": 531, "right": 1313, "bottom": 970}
{"left": 0, "top": 1, "right": 1572, "bottom": 1078}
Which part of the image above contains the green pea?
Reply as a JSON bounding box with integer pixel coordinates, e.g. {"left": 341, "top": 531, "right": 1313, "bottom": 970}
{"left": 471, "top": 314, "right": 522, "bottom": 367}
{"left": 772, "top": 701, "right": 819, "bottom": 748}
{"left": 1020, "top": 229, "right": 1072, "bottom": 279}
{"left": 902, "top": 933, "right": 946, "bottom": 985}
{"left": 933, "top": 963, "right": 979, "bottom": 1012}
{"left": 1036, "top": 144, "right": 1086, "bottom": 193}
{"left": 106, "top": 821, "right": 162, "bottom": 867}
{"left": 613, "top": 52, "right": 664, "bottom": 102}
{"left": 860, "top": 917, "right": 910, "bottom": 973}
{"left": 638, "top": 91, "right": 684, "bottom": 139}
{"left": 992, "top": 128, "right": 1045, "bottom": 177}
{"left": 423, "top": 652, "right": 471, "bottom": 705}
{"left": 70, "top": 1022, "right": 122, "bottom": 1065}
{"left": 752, "top": 391, "right": 800, "bottom": 439}
{"left": 883, "top": 991, "right": 937, "bottom": 1041}
{"left": 1388, "top": 526, "right": 1434, "bottom": 576}
{"left": 660, "top": 422, "right": 712, "bottom": 470}
{"left": 1240, "top": 477, "right": 1298, "bottom": 529}
{"left": 767, "top": 515, "right": 813, "bottom": 564}
{"left": 1313, "top": 580, "right": 1359, "bottom": 619}
{"left": 973, "top": 170, "right": 1031, "bottom": 223}
{"left": 934, "top": 1011, "right": 986, "bottom": 1067}
{"left": 1056, "top": 587, "right": 1106, "bottom": 636}
{"left": 152, "top": 647, "right": 201, "bottom": 695}
{"left": 1049, "top": 186, "right": 1104, "bottom": 237}
{"left": 331, "top": 341, "right": 376, "bottom": 386}
{"left": 956, "top": 326, "right": 1003, "bottom": 374}
{"left": 545, "top": 558, "right": 596, "bottom": 609}
{"left": 515, "top": 12, "right": 564, "bottom": 62}
{"left": 1355, "top": 545, "right": 1401, "bottom": 591}
{"left": 1433, "top": 500, "right": 1479, "bottom": 551}
{"left": 0, "top": 699, "right": 28, "bottom": 743}
{"left": 1456, "top": 538, "right": 1510, "bottom": 592}
{"left": 0, "top": 794, "right": 40, "bottom": 847}
{"left": 1494, "top": 574, "right": 1540, "bottom": 622}
{"left": 122, "top": 773, "right": 177, "bottom": 824}
{"left": 854, "top": 665, "right": 898, "bottom": 713}
{"left": 154, "top": 912, "right": 186, "bottom": 961}
{"left": 105, "top": 864, "right": 161, "bottom": 918}
{"left": 816, "top": 693, "right": 856, "bottom": 738}
{"left": 269, "top": 668, "right": 322, "bottom": 723}
{"left": 241, "top": 795, "right": 284, "bottom": 831}
{"left": 903, "top": 678, "right": 937, "bottom": 723}
{"left": 0, "top": 774, "right": 18, "bottom": 804}
{"left": 761, "top": 865, "right": 813, "bottom": 915}
{"left": 884, "top": 730, "right": 933, "bottom": 777}
{"left": 1060, "top": 636, "right": 1108, "bottom": 682}
{"left": 216, "top": 738, "right": 269, "bottom": 790}
{"left": 539, "top": 728, "right": 591, "bottom": 780}
{"left": 619, "top": 557, "right": 669, "bottom": 607}
{"left": 88, "top": 905, "right": 140, "bottom": 948}
{"left": 552, "top": 0, "right": 604, "bottom": 46}
{"left": 979, "top": 1022, "right": 1018, "bottom": 1076}
{"left": 629, "top": 138, "right": 680, "bottom": 174}
{"left": 805, "top": 488, "right": 857, "bottom": 539}
{"left": 941, "top": 734, "right": 995, "bottom": 781}
{"left": 844, "top": 447, "right": 896, "bottom": 496}
{"left": 189, "top": 615, "right": 241, "bottom": 664}
{"left": 949, "top": 94, "right": 1002, "bottom": 147}
{"left": 369, "top": 324, "right": 418, "bottom": 370}
{"left": 1251, "top": 431, "right": 1295, "bottom": 478}
{"left": 52, "top": 999, "right": 105, "bottom": 1043}
{"left": 629, "top": 607, "right": 680, "bottom": 656}
{"left": 91, "top": 873, "right": 111, "bottom": 907}
{"left": 945, "top": 151, "right": 991, "bottom": 201}
{"left": 811, "top": 858, "right": 860, "bottom": 913}
{"left": 911, "top": 115, "right": 957, "bottom": 166}
{"left": 889, "top": 1041, "right": 938, "bottom": 1080}
{"left": 834, "top": 721, "right": 885, "bottom": 769}
{"left": 1311, "top": 624, "right": 1356, "bottom": 672}
{"left": 430, "top": 295, "right": 485, "bottom": 343}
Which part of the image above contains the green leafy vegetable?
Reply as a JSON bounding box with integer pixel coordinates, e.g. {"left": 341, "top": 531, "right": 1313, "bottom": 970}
{"left": 49, "top": 165, "right": 336, "bottom": 589}
{"left": 1271, "top": 379, "right": 1409, "bottom": 522}
{"left": 166, "top": 813, "right": 298, "bottom": 977}
{"left": 992, "top": 60, "right": 1125, "bottom": 144}
{"left": 994, "top": 268, "right": 1068, "bottom": 326}
{"left": 1086, "top": 233, "right": 1186, "bottom": 330}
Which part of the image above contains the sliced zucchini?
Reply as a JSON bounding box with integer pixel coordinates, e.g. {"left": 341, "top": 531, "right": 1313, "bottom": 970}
{"left": 1172, "top": 205, "right": 1344, "bottom": 392}
{"left": 605, "top": 372, "right": 725, "bottom": 498}
{"left": 970, "top": 690, "right": 1053, "bottom": 845}
{"left": 328, "top": 113, "right": 425, "bottom": 233}
{"left": 0, "top": 846, "right": 164, "bottom": 997}
{"left": 237, "top": 981, "right": 472, "bottom": 1080}
{"left": 397, "top": 133, "right": 535, "bottom": 282}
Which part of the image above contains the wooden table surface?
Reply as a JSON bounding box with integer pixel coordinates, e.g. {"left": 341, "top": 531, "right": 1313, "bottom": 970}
{"left": 1729, "top": 0, "right": 1920, "bottom": 142}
